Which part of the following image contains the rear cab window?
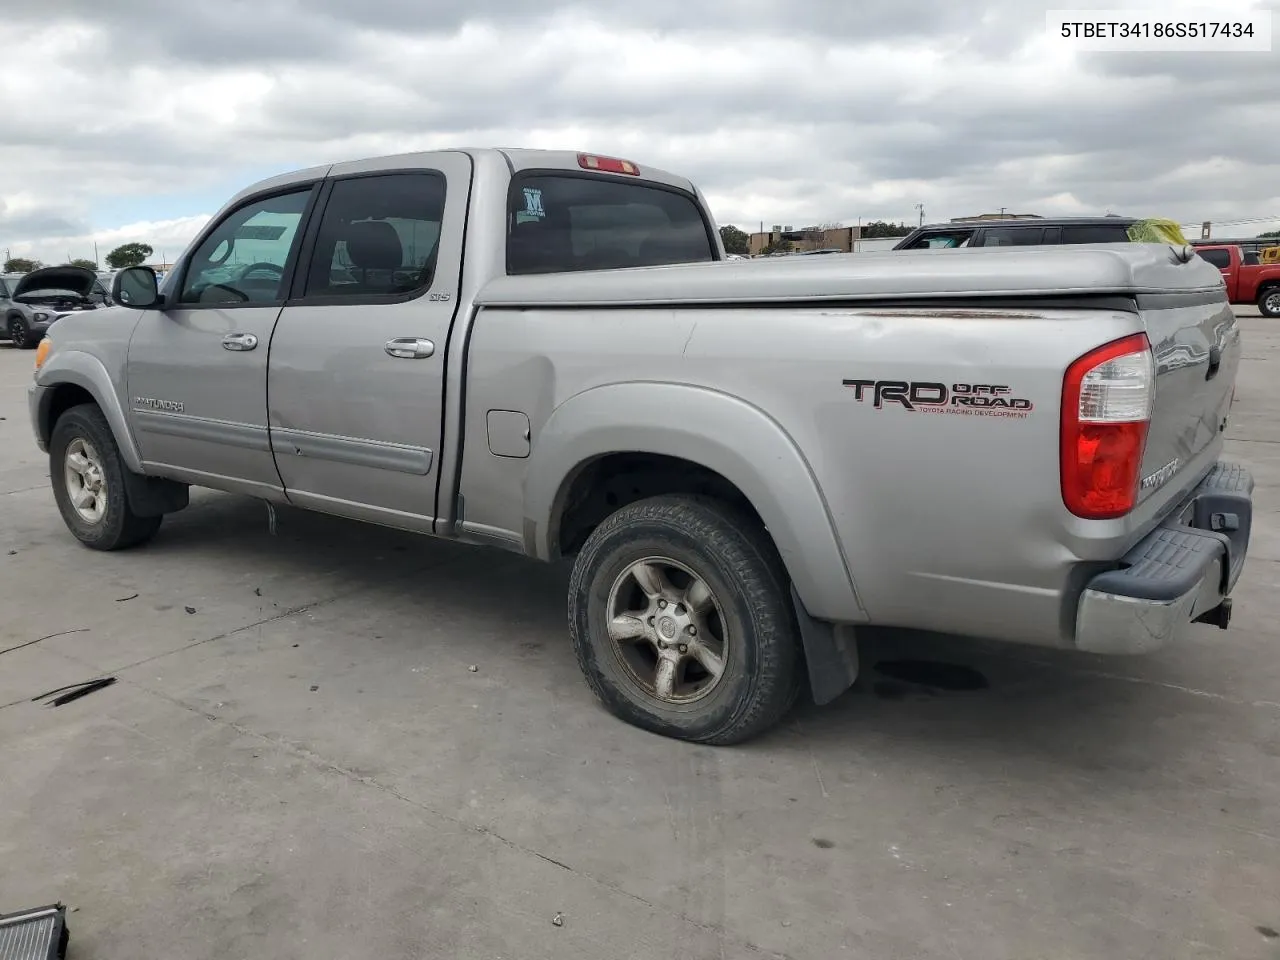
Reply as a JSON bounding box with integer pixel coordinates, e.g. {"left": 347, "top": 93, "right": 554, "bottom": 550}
{"left": 506, "top": 173, "right": 716, "bottom": 275}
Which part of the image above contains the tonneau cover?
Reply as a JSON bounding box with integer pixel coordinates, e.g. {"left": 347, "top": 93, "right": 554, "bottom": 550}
{"left": 476, "top": 243, "right": 1225, "bottom": 307}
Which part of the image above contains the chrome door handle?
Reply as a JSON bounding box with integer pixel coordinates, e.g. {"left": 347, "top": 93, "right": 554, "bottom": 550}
{"left": 222, "top": 333, "right": 258, "bottom": 351}
{"left": 385, "top": 337, "right": 435, "bottom": 359}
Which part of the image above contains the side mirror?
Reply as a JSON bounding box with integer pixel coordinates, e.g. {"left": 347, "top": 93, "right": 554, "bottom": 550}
{"left": 114, "top": 267, "right": 162, "bottom": 309}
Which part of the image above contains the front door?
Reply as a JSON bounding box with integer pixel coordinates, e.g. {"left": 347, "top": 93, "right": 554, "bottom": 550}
{"left": 126, "top": 184, "right": 318, "bottom": 498}
{"left": 267, "top": 153, "right": 471, "bottom": 531}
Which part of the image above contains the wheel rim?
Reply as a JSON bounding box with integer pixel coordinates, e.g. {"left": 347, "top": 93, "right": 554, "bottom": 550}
{"left": 64, "top": 437, "right": 108, "bottom": 524}
{"left": 1266, "top": 292, "right": 1280, "bottom": 315}
{"left": 9, "top": 320, "right": 25, "bottom": 347}
{"left": 605, "top": 556, "right": 729, "bottom": 704}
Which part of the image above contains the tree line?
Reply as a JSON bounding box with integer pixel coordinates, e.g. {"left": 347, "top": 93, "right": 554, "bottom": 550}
{"left": 4, "top": 242, "right": 155, "bottom": 275}
{"left": 717, "top": 220, "right": 914, "bottom": 256}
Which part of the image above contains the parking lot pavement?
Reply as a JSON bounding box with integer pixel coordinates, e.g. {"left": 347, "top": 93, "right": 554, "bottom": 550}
{"left": 2, "top": 312, "right": 1278, "bottom": 960}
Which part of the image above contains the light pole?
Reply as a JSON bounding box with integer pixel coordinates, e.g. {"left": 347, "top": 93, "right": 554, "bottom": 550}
{"left": 915, "top": 203, "right": 925, "bottom": 227}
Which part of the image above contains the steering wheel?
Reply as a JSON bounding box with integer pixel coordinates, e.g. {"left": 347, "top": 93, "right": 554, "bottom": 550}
{"left": 238, "top": 262, "right": 285, "bottom": 281}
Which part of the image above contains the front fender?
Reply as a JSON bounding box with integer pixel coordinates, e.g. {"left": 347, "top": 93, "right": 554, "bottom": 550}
{"left": 524, "top": 381, "right": 867, "bottom": 623}
{"left": 33, "top": 349, "right": 143, "bottom": 473}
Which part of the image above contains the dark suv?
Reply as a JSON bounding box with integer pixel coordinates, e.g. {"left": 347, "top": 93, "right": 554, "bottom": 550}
{"left": 893, "top": 216, "right": 1138, "bottom": 251}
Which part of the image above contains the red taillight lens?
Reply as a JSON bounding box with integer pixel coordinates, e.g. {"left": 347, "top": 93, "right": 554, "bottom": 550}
{"left": 577, "top": 153, "right": 640, "bottom": 175}
{"left": 1061, "top": 333, "right": 1154, "bottom": 519}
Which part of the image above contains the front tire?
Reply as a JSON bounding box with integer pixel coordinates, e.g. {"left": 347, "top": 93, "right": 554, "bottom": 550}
{"left": 567, "top": 495, "right": 802, "bottom": 745}
{"left": 50, "top": 404, "right": 162, "bottom": 550}
{"left": 7, "top": 315, "right": 35, "bottom": 349}
{"left": 1258, "top": 287, "right": 1280, "bottom": 319}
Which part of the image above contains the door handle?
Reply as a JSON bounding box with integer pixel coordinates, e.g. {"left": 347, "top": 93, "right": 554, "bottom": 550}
{"left": 222, "top": 333, "right": 258, "bottom": 351}
{"left": 385, "top": 337, "right": 435, "bottom": 359}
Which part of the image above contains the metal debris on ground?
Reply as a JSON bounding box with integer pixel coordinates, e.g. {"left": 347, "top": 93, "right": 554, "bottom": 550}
{"left": 0, "top": 903, "right": 69, "bottom": 959}
{"left": 468, "top": 665, "right": 479, "bottom": 673}
{"left": 115, "top": 594, "right": 138, "bottom": 602}
{"left": 552, "top": 912, "right": 564, "bottom": 927}
{"left": 32, "top": 677, "right": 117, "bottom": 707}
{"left": 0, "top": 628, "right": 89, "bottom": 658}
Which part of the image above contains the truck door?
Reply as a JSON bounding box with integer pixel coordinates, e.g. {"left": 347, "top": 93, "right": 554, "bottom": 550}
{"left": 126, "top": 184, "right": 319, "bottom": 496}
{"left": 266, "top": 153, "right": 472, "bottom": 532}
{"left": 1196, "top": 247, "right": 1234, "bottom": 297}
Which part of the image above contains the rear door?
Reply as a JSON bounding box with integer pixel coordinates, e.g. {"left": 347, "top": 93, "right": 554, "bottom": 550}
{"left": 266, "top": 153, "right": 472, "bottom": 532}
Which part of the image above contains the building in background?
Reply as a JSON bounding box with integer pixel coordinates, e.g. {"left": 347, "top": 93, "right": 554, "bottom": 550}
{"left": 748, "top": 224, "right": 861, "bottom": 256}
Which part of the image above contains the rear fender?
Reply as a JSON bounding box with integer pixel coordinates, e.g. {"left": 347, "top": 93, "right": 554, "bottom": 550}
{"left": 523, "top": 381, "right": 867, "bottom": 625}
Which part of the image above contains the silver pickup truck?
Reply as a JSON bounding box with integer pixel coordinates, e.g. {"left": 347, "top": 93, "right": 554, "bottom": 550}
{"left": 28, "top": 148, "right": 1252, "bottom": 744}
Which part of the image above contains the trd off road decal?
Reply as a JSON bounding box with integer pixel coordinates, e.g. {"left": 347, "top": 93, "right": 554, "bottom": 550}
{"left": 843, "top": 380, "right": 1033, "bottom": 419}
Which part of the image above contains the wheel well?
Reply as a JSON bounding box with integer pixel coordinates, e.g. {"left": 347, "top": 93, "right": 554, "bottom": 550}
{"left": 41, "top": 384, "right": 97, "bottom": 444}
{"left": 554, "top": 453, "right": 764, "bottom": 558}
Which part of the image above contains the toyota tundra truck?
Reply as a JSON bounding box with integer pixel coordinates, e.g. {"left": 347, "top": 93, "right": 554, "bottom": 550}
{"left": 28, "top": 148, "right": 1252, "bottom": 744}
{"left": 1196, "top": 243, "right": 1280, "bottom": 317}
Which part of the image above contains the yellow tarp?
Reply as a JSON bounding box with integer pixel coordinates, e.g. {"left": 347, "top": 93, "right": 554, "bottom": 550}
{"left": 1126, "top": 218, "right": 1190, "bottom": 245}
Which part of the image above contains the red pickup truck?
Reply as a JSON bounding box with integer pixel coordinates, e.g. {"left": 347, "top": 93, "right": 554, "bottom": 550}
{"left": 1196, "top": 244, "right": 1280, "bottom": 317}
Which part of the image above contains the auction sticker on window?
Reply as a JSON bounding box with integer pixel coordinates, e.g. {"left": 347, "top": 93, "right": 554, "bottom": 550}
{"left": 1047, "top": 8, "right": 1271, "bottom": 51}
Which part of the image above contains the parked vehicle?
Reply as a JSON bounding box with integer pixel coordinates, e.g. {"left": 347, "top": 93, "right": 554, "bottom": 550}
{"left": 4, "top": 266, "right": 111, "bottom": 349}
{"left": 29, "top": 149, "right": 1252, "bottom": 744}
{"left": 894, "top": 216, "right": 1138, "bottom": 250}
{"left": 1194, "top": 244, "right": 1280, "bottom": 317}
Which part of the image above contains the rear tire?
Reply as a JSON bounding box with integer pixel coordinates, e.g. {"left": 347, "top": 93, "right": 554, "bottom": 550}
{"left": 1258, "top": 287, "right": 1280, "bottom": 319}
{"left": 50, "top": 404, "right": 162, "bottom": 551}
{"left": 567, "top": 494, "right": 802, "bottom": 745}
{"left": 7, "top": 315, "right": 35, "bottom": 349}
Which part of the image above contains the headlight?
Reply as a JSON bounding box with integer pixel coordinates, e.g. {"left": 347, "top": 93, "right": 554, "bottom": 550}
{"left": 32, "top": 311, "right": 50, "bottom": 321}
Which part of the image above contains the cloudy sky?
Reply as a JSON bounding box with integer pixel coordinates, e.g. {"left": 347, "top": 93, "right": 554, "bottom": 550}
{"left": 2, "top": 0, "right": 1278, "bottom": 266}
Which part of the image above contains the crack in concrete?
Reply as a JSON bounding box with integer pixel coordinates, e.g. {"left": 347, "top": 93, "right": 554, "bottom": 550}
{"left": 122, "top": 677, "right": 794, "bottom": 960}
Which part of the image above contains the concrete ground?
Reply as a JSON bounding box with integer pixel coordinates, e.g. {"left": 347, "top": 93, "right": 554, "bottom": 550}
{"left": 1, "top": 311, "right": 1278, "bottom": 960}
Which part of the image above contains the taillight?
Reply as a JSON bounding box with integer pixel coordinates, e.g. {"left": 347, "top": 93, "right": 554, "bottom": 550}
{"left": 1061, "top": 333, "right": 1154, "bottom": 519}
{"left": 577, "top": 153, "right": 640, "bottom": 175}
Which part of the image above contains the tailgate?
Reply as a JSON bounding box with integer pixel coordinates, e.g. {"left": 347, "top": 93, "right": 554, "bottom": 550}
{"left": 1138, "top": 294, "right": 1240, "bottom": 508}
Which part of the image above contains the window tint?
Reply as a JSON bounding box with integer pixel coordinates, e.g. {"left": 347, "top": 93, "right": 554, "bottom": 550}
{"left": 507, "top": 174, "right": 714, "bottom": 275}
{"left": 0, "top": 279, "right": 9, "bottom": 297}
{"left": 903, "top": 231, "right": 974, "bottom": 249}
{"left": 180, "top": 189, "right": 311, "bottom": 305}
{"left": 1197, "top": 249, "right": 1232, "bottom": 269}
{"left": 1060, "top": 225, "right": 1132, "bottom": 244}
{"left": 981, "top": 227, "right": 1045, "bottom": 247}
{"left": 303, "top": 173, "right": 447, "bottom": 299}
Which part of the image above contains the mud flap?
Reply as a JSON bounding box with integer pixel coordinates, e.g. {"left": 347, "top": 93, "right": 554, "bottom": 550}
{"left": 790, "top": 585, "right": 859, "bottom": 705}
{"left": 122, "top": 470, "right": 189, "bottom": 517}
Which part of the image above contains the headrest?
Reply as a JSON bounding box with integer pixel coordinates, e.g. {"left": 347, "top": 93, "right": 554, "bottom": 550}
{"left": 346, "top": 220, "right": 403, "bottom": 271}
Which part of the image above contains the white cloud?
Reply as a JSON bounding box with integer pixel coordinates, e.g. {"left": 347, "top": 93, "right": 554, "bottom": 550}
{"left": 2, "top": 0, "right": 1279, "bottom": 266}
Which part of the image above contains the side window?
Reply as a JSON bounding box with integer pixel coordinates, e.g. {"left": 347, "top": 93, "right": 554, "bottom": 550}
{"left": 904, "top": 231, "right": 974, "bottom": 249}
{"left": 1197, "top": 249, "right": 1232, "bottom": 269}
{"left": 506, "top": 174, "right": 714, "bottom": 275}
{"left": 1060, "top": 225, "right": 1132, "bottom": 244}
{"left": 302, "top": 172, "right": 447, "bottom": 299}
{"left": 981, "top": 227, "right": 1045, "bottom": 247}
{"left": 179, "top": 188, "right": 311, "bottom": 305}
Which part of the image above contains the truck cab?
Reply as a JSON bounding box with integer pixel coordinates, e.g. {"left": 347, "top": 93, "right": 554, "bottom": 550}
{"left": 1195, "top": 244, "right": 1280, "bottom": 317}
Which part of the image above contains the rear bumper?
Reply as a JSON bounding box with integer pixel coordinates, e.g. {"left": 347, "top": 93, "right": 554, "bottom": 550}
{"left": 1075, "top": 461, "right": 1252, "bottom": 655}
